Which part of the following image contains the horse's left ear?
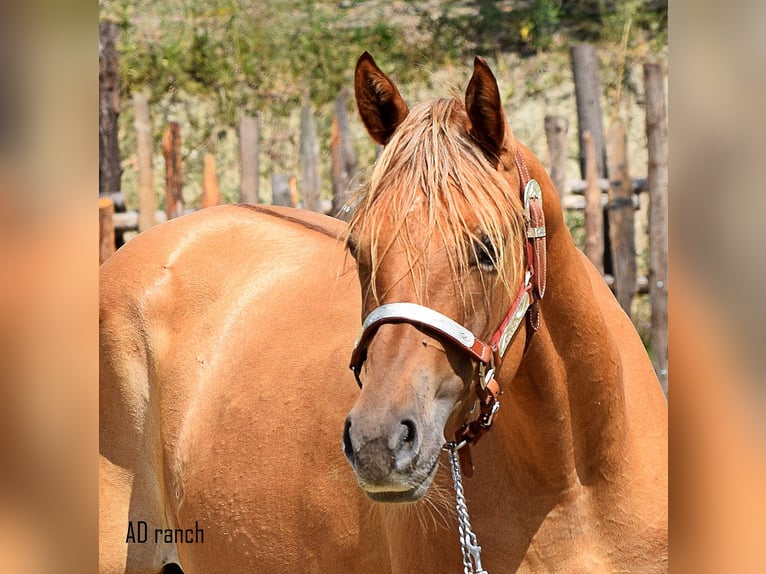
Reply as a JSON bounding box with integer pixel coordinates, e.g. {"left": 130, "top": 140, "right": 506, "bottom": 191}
{"left": 465, "top": 56, "right": 511, "bottom": 164}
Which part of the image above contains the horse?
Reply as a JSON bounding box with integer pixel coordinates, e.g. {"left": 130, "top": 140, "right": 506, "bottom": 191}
{"left": 99, "top": 53, "right": 667, "bottom": 573}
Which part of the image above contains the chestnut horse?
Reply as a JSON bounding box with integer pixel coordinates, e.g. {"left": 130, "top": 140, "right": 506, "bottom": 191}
{"left": 99, "top": 54, "right": 667, "bottom": 573}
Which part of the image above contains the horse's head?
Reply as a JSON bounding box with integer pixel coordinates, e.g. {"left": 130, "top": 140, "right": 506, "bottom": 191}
{"left": 342, "top": 53, "right": 535, "bottom": 502}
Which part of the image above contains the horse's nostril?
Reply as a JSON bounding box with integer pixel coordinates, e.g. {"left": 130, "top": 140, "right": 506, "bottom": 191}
{"left": 342, "top": 418, "right": 355, "bottom": 464}
{"left": 400, "top": 419, "right": 417, "bottom": 445}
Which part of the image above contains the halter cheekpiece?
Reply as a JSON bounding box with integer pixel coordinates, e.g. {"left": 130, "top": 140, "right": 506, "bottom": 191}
{"left": 348, "top": 146, "right": 547, "bottom": 476}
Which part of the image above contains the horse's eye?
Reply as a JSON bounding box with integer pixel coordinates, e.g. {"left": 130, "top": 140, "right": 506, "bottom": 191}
{"left": 347, "top": 238, "right": 358, "bottom": 259}
{"left": 474, "top": 235, "right": 497, "bottom": 270}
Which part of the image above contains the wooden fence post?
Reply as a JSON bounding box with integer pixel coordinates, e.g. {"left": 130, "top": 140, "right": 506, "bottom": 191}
{"left": 239, "top": 116, "right": 260, "bottom": 204}
{"left": 300, "top": 99, "right": 321, "bottom": 212}
{"left": 201, "top": 153, "right": 221, "bottom": 208}
{"left": 133, "top": 92, "right": 156, "bottom": 232}
{"left": 583, "top": 131, "right": 604, "bottom": 273}
{"left": 99, "top": 21, "right": 122, "bottom": 197}
{"left": 544, "top": 115, "right": 569, "bottom": 200}
{"left": 606, "top": 122, "right": 637, "bottom": 316}
{"left": 272, "top": 174, "right": 296, "bottom": 207}
{"left": 99, "top": 197, "right": 115, "bottom": 264}
{"left": 644, "top": 62, "right": 668, "bottom": 394}
{"left": 331, "top": 90, "right": 358, "bottom": 219}
{"left": 162, "top": 121, "right": 183, "bottom": 219}
{"left": 289, "top": 176, "right": 299, "bottom": 207}
{"left": 571, "top": 44, "right": 607, "bottom": 179}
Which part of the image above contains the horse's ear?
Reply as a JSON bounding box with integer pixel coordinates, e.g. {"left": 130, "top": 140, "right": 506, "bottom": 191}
{"left": 465, "top": 56, "right": 510, "bottom": 164}
{"left": 354, "top": 52, "right": 409, "bottom": 146}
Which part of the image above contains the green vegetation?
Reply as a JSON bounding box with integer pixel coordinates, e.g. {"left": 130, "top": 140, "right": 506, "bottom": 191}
{"left": 406, "top": 0, "right": 666, "bottom": 56}
{"left": 104, "top": 0, "right": 427, "bottom": 118}
{"left": 101, "top": 0, "right": 666, "bottom": 209}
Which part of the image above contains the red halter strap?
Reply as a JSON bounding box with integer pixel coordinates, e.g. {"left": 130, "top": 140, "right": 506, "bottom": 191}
{"left": 448, "top": 147, "right": 546, "bottom": 474}
{"left": 348, "top": 146, "right": 547, "bottom": 475}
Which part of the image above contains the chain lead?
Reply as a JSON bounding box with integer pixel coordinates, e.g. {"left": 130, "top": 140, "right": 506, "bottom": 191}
{"left": 446, "top": 443, "right": 488, "bottom": 574}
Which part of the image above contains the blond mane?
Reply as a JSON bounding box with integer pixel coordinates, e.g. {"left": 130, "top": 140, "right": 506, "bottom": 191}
{"left": 347, "top": 98, "right": 526, "bottom": 316}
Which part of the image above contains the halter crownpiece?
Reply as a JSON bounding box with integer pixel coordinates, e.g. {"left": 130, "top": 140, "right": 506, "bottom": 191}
{"left": 349, "top": 146, "right": 547, "bottom": 474}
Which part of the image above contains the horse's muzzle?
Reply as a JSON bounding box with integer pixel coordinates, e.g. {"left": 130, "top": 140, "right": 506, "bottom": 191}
{"left": 343, "top": 414, "right": 438, "bottom": 502}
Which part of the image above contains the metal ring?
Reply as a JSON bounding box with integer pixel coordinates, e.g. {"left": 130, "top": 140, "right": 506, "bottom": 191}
{"left": 443, "top": 439, "right": 468, "bottom": 451}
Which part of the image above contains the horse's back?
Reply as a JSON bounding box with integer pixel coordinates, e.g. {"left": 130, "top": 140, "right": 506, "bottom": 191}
{"left": 100, "top": 205, "right": 384, "bottom": 573}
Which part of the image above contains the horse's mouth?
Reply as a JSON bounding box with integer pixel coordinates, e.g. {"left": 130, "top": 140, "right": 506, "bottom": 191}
{"left": 365, "top": 486, "right": 427, "bottom": 503}
{"left": 359, "top": 452, "right": 441, "bottom": 504}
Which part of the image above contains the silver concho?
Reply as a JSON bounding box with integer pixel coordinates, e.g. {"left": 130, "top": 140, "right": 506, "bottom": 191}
{"left": 523, "top": 179, "right": 543, "bottom": 213}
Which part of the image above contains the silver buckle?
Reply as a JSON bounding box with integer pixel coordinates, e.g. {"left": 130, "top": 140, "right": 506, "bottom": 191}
{"left": 526, "top": 225, "right": 546, "bottom": 239}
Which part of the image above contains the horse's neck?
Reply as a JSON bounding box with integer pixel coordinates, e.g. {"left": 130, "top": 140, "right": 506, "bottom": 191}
{"left": 498, "top": 168, "right": 630, "bottom": 496}
{"left": 525, "top": 244, "right": 627, "bottom": 478}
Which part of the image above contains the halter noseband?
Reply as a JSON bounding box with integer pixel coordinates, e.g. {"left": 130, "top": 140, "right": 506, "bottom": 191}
{"left": 348, "top": 147, "right": 547, "bottom": 475}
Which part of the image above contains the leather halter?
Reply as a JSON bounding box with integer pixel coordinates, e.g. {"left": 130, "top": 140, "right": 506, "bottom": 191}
{"left": 348, "top": 147, "right": 547, "bottom": 476}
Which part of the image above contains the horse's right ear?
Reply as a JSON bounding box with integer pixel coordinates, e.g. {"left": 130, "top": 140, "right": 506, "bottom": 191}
{"left": 354, "top": 52, "right": 409, "bottom": 146}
